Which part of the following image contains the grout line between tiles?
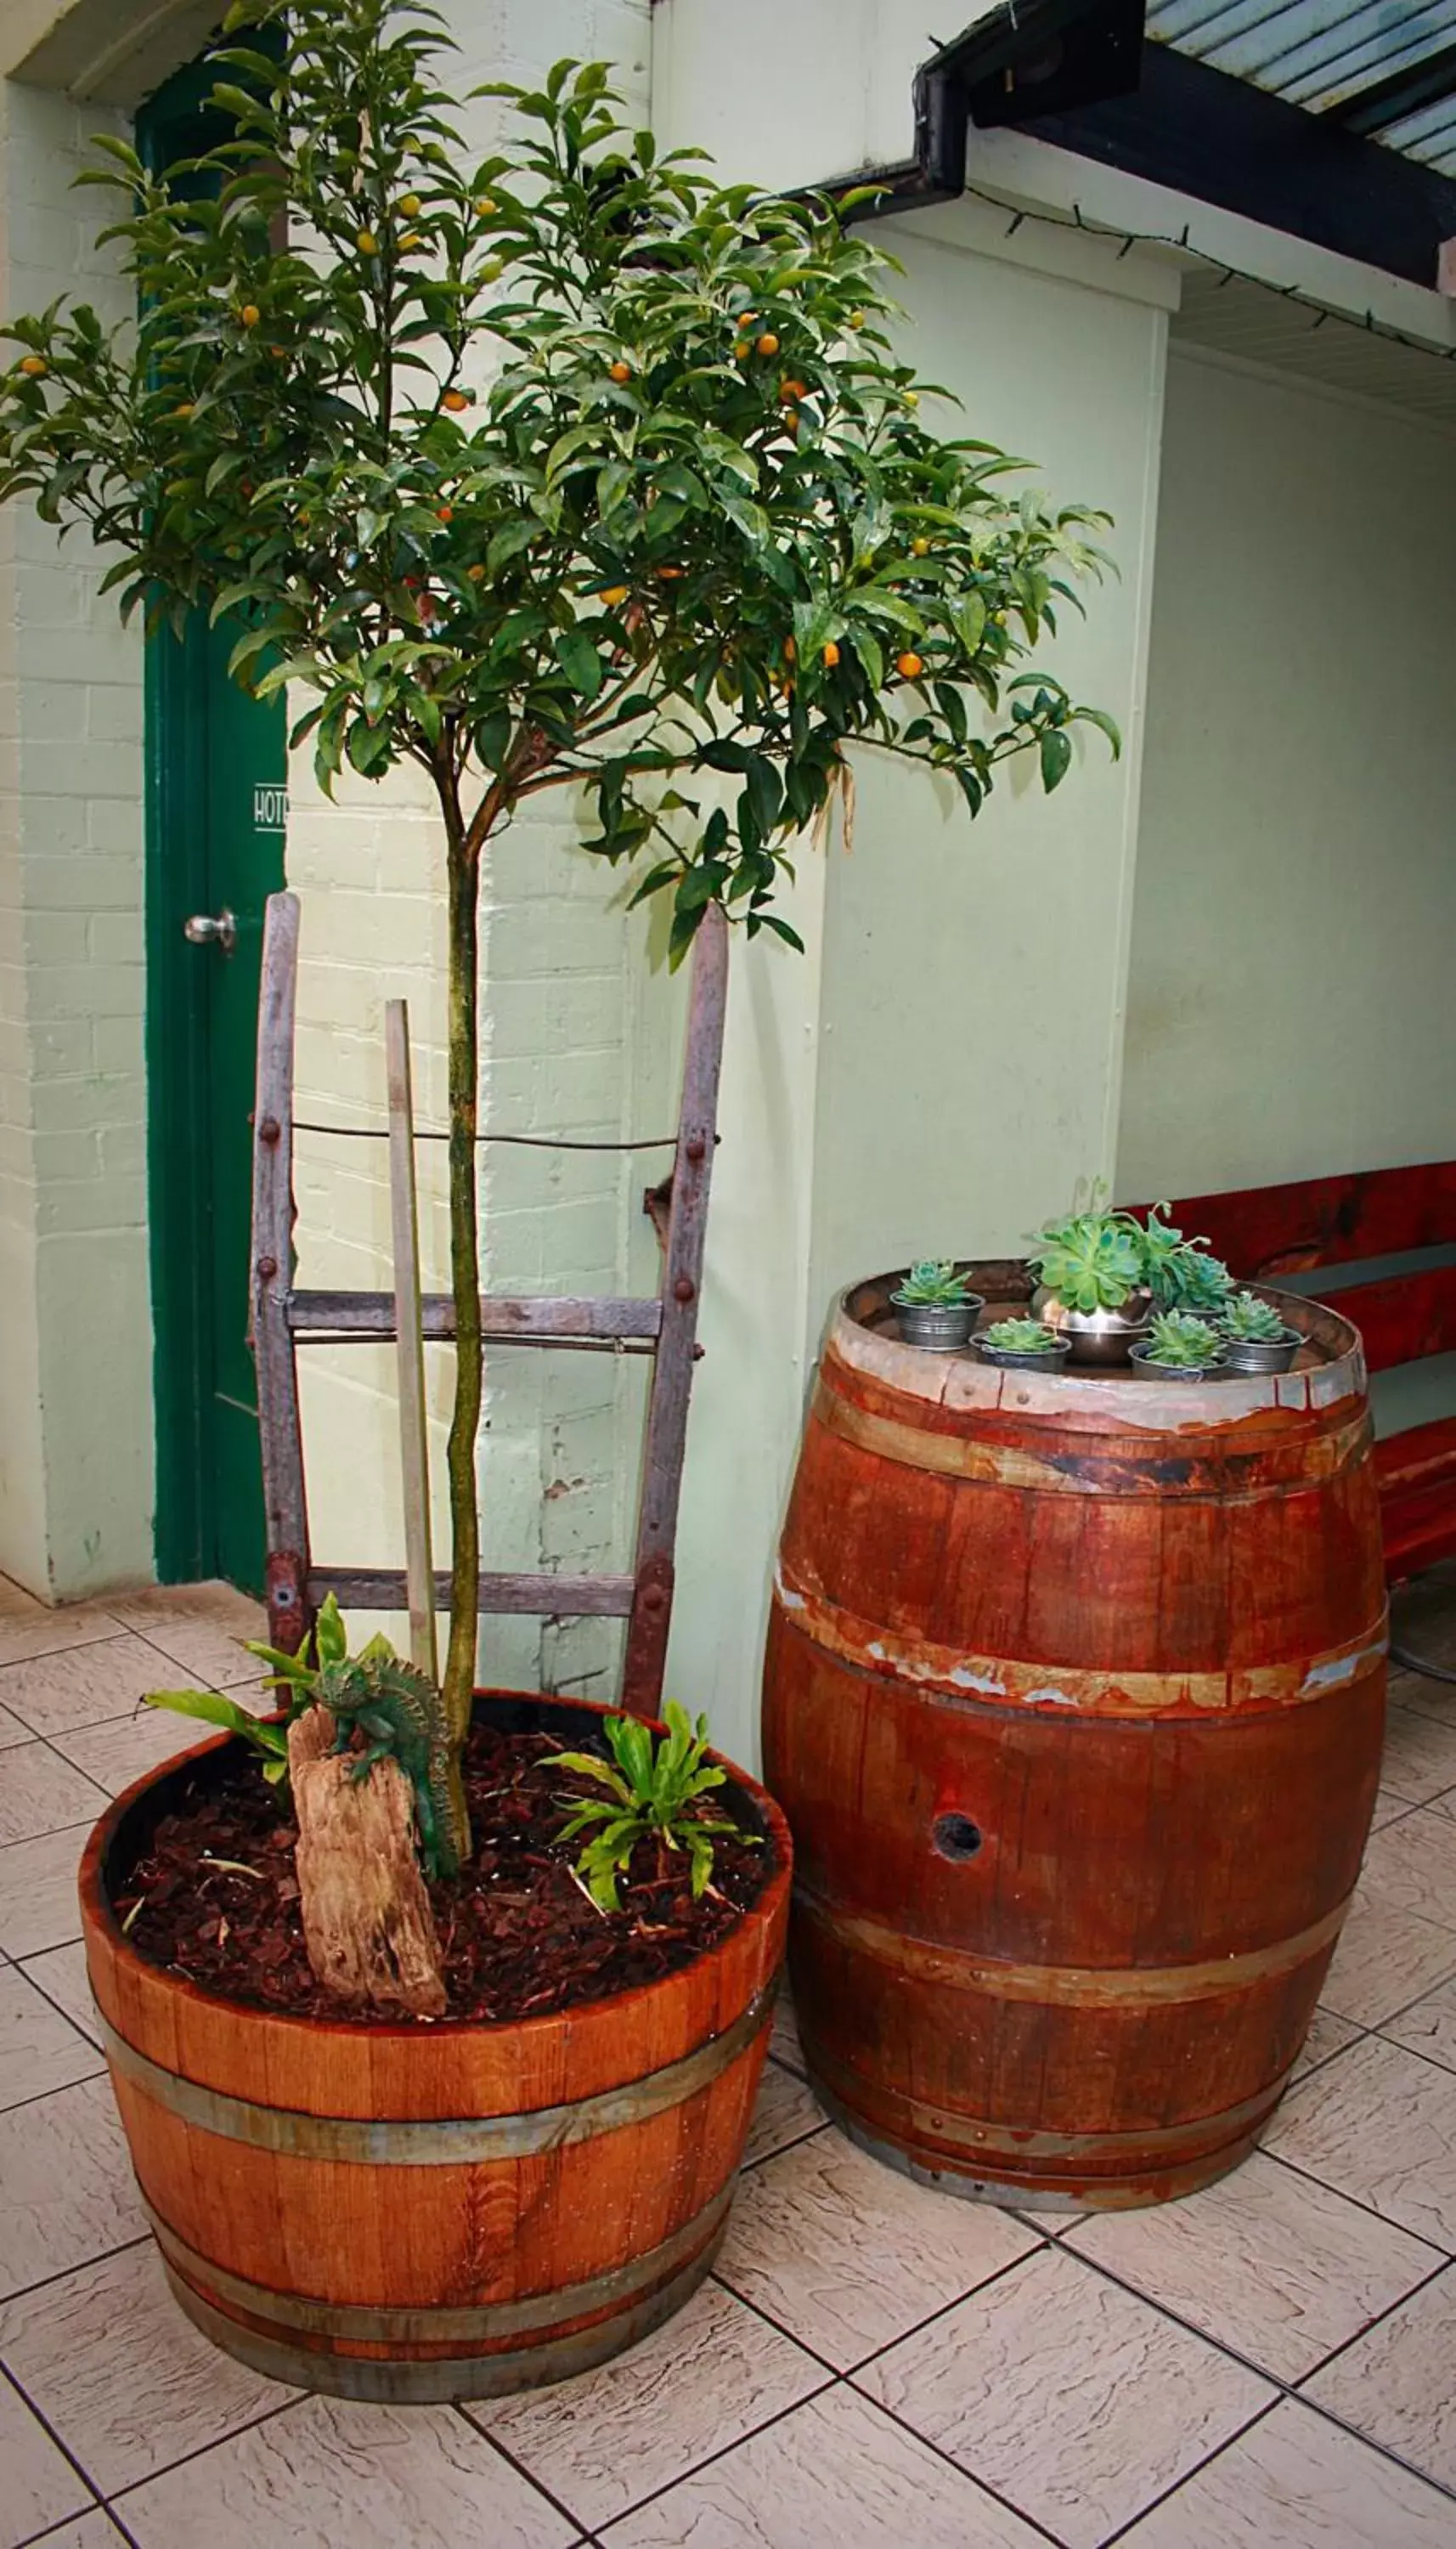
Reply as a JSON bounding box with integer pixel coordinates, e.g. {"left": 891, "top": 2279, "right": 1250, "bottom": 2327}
{"left": 452, "top": 2402, "right": 607, "bottom": 2538}
{"left": 0, "top": 2233, "right": 152, "bottom": 2314}
{"left": 14, "top": 1961, "right": 101, "bottom": 2054}
{"left": 524, "top": 2367, "right": 843, "bottom": 2535}
{"left": 0, "top": 2061, "right": 108, "bottom": 2121}
{"left": 1095, "top": 2395, "right": 1283, "bottom": 2548}
{"left": 1047, "top": 2218, "right": 1456, "bottom": 2513}
{"left": 104, "top": 2389, "right": 305, "bottom": 2507}
{"left": 3, "top": 2358, "right": 108, "bottom": 2538}
{"left": 1261, "top": 2123, "right": 1456, "bottom": 2263}
{"left": 697, "top": 2235, "right": 1085, "bottom": 2546}
{"left": 844, "top": 2376, "right": 1069, "bottom": 2547}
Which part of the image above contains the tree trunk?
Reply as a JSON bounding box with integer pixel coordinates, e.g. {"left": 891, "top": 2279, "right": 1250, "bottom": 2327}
{"left": 435, "top": 755, "right": 482, "bottom": 1851}
{"left": 289, "top": 1705, "right": 447, "bottom": 2018}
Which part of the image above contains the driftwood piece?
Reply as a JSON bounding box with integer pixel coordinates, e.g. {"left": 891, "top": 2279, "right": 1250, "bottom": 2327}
{"left": 288, "top": 1705, "right": 447, "bottom": 2018}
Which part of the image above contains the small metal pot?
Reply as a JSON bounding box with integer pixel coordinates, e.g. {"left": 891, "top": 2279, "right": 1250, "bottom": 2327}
{"left": 974, "top": 1337, "right": 1075, "bottom": 1375}
{"left": 1034, "top": 1286, "right": 1152, "bottom": 1369}
{"left": 1128, "top": 1342, "right": 1227, "bottom": 1382}
{"left": 1174, "top": 1302, "right": 1230, "bottom": 1326}
{"left": 894, "top": 1296, "right": 984, "bottom": 1353}
{"left": 1221, "top": 1329, "right": 1302, "bottom": 1375}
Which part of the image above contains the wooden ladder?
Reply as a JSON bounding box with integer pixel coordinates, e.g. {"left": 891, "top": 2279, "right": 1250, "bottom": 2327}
{"left": 250, "top": 890, "right": 729, "bottom": 1718}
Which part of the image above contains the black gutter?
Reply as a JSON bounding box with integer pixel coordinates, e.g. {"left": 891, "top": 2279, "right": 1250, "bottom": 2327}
{"left": 818, "top": 3, "right": 1456, "bottom": 291}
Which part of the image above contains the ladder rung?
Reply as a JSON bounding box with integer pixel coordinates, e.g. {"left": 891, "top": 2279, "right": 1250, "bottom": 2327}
{"left": 311, "top": 1567, "right": 637, "bottom": 1618}
{"left": 289, "top": 1291, "right": 663, "bottom": 1342}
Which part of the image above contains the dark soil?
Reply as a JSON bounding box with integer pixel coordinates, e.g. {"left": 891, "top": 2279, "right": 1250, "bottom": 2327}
{"left": 117, "top": 1718, "right": 772, "bottom": 2026}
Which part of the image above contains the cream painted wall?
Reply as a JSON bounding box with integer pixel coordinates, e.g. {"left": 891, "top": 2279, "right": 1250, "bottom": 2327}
{"left": 286, "top": 0, "right": 654, "bottom": 1698}
{"left": 1116, "top": 347, "right": 1456, "bottom": 1201}
{"left": 0, "top": 78, "right": 152, "bottom": 1599}
{"left": 661, "top": 206, "right": 1175, "bottom": 1769}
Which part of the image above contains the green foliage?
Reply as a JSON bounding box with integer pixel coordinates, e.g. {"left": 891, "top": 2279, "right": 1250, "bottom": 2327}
{"left": 1220, "top": 1290, "right": 1288, "bottom": 1343}
{"left": 1142, "top": 1310, "right": 1224, "bottom": 1370}
{"left": 892, "top": 1258, "right": 974, "bottom": 1307}
{"left": 982, "top": 1315, "right": 1060, "bottom": 1353}
{"left": 1026, "top": 1212, "right": 1144, "bottom": 1313}
{"left": 246, "top": 1591, "right": 466, "bottom": 1877}
{"left": 1136, "top": 1207, "right": 1233, "bottom": 1311}
{"left": 0, "top": 0, "right": 1121, "bottom": 1749}
{"left": 545, "top": 1701, "right": 752, "bottom": 1912}
{"left": 141, "top": 1686, "right": 291, "bottom": 1783}
{"left": 0, "top": 0, "right": 1117, "bottom": 963}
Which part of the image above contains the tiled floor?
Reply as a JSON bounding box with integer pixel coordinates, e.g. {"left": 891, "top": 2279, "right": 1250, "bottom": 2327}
{"left": 4, "top": 1573, "right": 1456, "bottom": 2546}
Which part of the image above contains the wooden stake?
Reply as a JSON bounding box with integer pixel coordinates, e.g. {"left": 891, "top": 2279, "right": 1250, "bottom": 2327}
{"left": 385, "top": 999, "right": 437, "bottom": 1681}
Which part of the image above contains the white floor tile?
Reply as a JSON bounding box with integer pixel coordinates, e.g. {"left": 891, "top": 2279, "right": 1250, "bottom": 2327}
{"left": 0, "top": 2079, "right": 144, "bottom": 2300}
{"left": 0, "top": 2241, "right": 296, "bottom": 2495}
{"left": 856, "top": 2240, "right": 1271, "bottom": 2549}
{"left": 1066, "top": 2151, "right": 1441, "bottom": 2382}
{"left": 1117, "top": 2397, "right": 1456, "bottom": 2546}
{"left": 0, "top": 1746, "right": 106, "bottom": 1850}
{"left": 0, "top": 1642, "right": 204, "bottom": 1744}
{"left": 715, "top": 2128, "right": 1040, "bottom": 2371}
{"left": 469, "top": 2277, "right": 825, "bottom": 2529}
{"left": 0, "top": 2371, "right": 91, "bottom": 2546}
{"left": 1264, "top": 2035, "right": 1456, "bottom": 2252}
{"left": 603, "top": 2382, "right": 1047, "bottom": 2549}
{"left": 0, "top": 1826, "right": 90, "bottom": 1964}
{"left": 0, "top": 1968, "right": 101, "bottom": 2111}
{"left": 115, "top": 2394, "right": 575, "bottom": 2549}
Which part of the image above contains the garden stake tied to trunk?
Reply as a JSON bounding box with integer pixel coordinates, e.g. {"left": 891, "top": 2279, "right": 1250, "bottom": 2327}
{"left": 251, "top": 885, "right": 728, "bottom": 1711}
{"left": 0, "top": 0, "right": 1119, "bottom": 2399}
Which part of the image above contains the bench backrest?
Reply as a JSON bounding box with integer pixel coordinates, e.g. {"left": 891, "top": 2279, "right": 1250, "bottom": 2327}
{"left": 1132, "top": 1162, "right": 1456, "bottom": 1376}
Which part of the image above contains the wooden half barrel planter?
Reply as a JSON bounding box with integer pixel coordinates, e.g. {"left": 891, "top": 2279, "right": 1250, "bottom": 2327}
{"left": 80, "top": 1693, "right": 790, "bottom": 2400}
{"left": 763, "top": 1266, "right": 1386, "bottom": 2211}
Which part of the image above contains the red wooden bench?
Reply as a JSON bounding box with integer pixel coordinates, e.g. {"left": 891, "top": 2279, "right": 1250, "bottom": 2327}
{"left": 1140, "top": 1162, "right": 1456, "bottom": 1582}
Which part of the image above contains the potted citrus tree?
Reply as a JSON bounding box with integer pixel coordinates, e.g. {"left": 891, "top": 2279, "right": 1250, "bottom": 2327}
{"left": 2, "top": 0, "right": 1116, "bottom": 2395}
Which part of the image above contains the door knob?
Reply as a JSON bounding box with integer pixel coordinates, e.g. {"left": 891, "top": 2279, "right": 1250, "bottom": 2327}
{"left": 183, "top": 909, "right": 237, "bottom": 954}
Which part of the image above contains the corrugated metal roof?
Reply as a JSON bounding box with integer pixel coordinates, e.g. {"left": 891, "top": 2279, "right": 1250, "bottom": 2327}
{"left": 1149, "top": 1, "right": 1456, "bottom": 174}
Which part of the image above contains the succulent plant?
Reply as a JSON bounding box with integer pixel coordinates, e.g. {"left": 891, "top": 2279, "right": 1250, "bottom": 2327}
{"left": 1136, "top": 1206, "right": 1233, "bottom": 1312}
{"left": 1220, "top": 1291, "right": 1290, "bottom": 1343}
{"left": 1025, "top": 1212, "right": 1145, "bottom": 1312}
{"left": 983, "top": 1317, "right": 1063, "bottom": 1353}
{"left": 893, "top": 1260, "right": 975, "bottom": 1307}
{"left": 1141, "top": 1310, "right": 1225, "bottom": 1370}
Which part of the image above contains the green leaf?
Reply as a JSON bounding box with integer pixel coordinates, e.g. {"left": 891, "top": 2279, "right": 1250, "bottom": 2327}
{"left": 755, "top": 913, "right": 805, "bottom": 952}
{"left": 143, "top": 1688, "right": 288, "bottom": 1758}
{"left": 315, "top": 1592, "right": 347, "bottom": 1669}
{"left": 1075, "top": 704, "right": 1122, "bottom": 758}
{"left": 1040, "top": 727, "right": 1073, "bottom": 793}
{"left": 554, "top": 626, "right": 603, "bottom": 698}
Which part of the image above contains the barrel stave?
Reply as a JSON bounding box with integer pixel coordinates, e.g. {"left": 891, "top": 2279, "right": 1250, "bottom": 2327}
{"left": 763, "top": 1281, "right": 1386, "bottom": 2207}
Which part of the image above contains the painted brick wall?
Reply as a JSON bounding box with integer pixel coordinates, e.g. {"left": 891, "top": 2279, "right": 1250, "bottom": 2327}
{"left": 288, "top": 0, "right": 657, "bottom": 1696}
{"left": 0, "top": 78, "right": 151, "bottom": 1597}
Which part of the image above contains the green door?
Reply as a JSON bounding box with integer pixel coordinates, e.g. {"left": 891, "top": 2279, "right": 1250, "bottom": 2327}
{"left": 142, "top": 58, "right": 286, "bottom": 1593}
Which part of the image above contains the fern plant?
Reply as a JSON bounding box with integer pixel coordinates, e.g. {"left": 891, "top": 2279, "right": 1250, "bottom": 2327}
{"left": 545, "top": 1704, "right": 753, "bottom": 1911}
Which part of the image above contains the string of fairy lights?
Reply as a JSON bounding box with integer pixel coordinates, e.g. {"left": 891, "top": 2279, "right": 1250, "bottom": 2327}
{"left": 948, "top": 176, "right": 1456, "bottom": 374}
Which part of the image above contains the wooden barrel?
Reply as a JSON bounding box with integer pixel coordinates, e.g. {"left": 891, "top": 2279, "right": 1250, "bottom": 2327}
{"left": 81, "top": 1693, "right": 790, "bottom": 2399}
{"left": 762, "top": 1270, "right": 1386, "bottom": 2210}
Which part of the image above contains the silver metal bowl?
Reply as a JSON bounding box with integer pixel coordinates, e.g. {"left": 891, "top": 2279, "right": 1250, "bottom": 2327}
{"left": 894, "top": 1297, "right": 983, "bottom": 1353}
{"left": 1034, "top": 1286, "right": 1153, "bottom": 1369}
